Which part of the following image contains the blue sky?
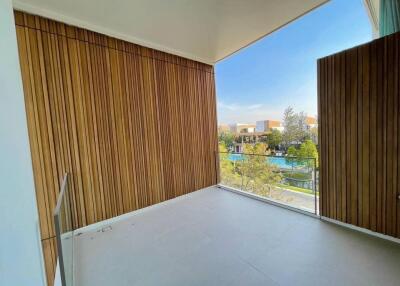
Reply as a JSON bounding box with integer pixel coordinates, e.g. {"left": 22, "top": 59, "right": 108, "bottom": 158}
{"left": 215, "top": 0, "right": 372, "bottom": 124}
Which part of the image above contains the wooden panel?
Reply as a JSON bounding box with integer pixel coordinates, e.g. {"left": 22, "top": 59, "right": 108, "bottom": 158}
{"left": 14, "top": 11, "right": 218, "bottom": 285}
{"left": 42, "top": 238, "right": 57, "bottom": 286}
{"left": 318, "top": 31, "right": 400, "bottom": 238}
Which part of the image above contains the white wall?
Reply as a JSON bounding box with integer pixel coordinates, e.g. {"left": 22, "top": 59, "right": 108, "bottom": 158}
{"left": 0, "top": 0, "right": 46, "bottom": 285}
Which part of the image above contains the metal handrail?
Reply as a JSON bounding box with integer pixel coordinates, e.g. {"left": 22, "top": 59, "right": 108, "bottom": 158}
{"left": 218, "top": 151, "right": 317, "bottom": 161}
{"left": 54, "top": 173, "right": 69, "bottom": 218}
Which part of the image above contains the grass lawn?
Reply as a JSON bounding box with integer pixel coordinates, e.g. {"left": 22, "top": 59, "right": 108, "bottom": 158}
{"left": 282, "top": 172, "right": 312, "bottom": 180}
{"left": 275, "top": 183, "right": 319, "bottom": 195}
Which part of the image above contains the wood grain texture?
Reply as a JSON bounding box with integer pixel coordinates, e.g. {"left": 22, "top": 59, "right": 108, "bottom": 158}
{"left": 42, "top": 238, "right": 57, "bottom": 286}
{"left": 318, "top": 31, "right": 400, "bottom": 239}
{"left": 14, "top": 11, "right": 218, "bottom": 285}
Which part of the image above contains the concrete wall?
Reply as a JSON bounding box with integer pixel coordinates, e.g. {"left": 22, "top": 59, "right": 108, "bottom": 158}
{"left": 0, "top": 0, "right": 46, "bottom": 285}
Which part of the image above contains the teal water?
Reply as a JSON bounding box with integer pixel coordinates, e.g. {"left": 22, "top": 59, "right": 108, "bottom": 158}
{"left": 228, "top": 154, "right": 299, "bottom": 169}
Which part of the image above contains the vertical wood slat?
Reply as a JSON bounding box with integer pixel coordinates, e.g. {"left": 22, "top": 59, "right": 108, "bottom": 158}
{"left": 14, "top": 11, "right": 218, "bottom": 286}
{"left": 42, "top": 238, "right": 57, "bottom": 286}
{"left": 369, "top": 40, "right": 377, "bottom": 232}
{"left": 318, "top": 31, "right": 400, "bottom": 239}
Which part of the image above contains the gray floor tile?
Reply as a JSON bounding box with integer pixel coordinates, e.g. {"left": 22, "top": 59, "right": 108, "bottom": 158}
{"left": 73, "top": 187, "right": 400, "bottom": 286}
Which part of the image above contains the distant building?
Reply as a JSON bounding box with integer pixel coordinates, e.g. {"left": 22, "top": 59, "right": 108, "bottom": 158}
{"left": 218, "top": 124, "right": 230, "bottom": 133}
{"left": 306, "top": 117, "right": 317, "bottom": 129}
{"left": 256, "top": 120, "right": 284, "bottom": 133}
{"left": 306, "top": 117, "right": 318, "bottom": 144}
{"left": 230, "top": 123, "right": 256, "bottom": 134}
{"left": 233, "top": 142, "right": 243, "bottom": 153}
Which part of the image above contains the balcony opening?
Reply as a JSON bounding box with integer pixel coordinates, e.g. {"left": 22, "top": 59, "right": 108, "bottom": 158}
{"left": 216, "top": 0, "right": 373, "bottom": 214}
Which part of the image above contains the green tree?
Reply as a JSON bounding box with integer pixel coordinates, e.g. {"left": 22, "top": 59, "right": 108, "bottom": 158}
{"left": 218, "top": 143, "right": 240, "bottom": 186}
{"left": 234, "top": 143, "right": 282, "bottom": 197}
{"left": 287, "top": 146, "right": 298, "bottom": 156}
{"left": 286, "top": 145, "right": 298, "bottom": 169}
{"left": 267, "top": 129, "right": 282, "bottom": 151}
{"left": 297, "top": 140, "right": 318, "bottom": 170}
{"left": 218, "top": 131, "right": 235, "bottom": 149}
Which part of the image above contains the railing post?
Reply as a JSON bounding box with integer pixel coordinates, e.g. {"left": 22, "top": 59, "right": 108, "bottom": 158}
{"left": 215, "top": 150, "right": 220, "bottom": 184}
{"left": 314, "top": 158, "right": 317, "bottom": 215}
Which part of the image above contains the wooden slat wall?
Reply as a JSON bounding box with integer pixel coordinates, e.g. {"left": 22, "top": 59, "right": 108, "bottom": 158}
{"left": 14, "top": 11, "right": 218, "bottom": 285}
{"left": 318, "top": 31, "right": 400, "bottom": 239}
{"left": 41, "top": 238, "right": 57, "bottom": 286}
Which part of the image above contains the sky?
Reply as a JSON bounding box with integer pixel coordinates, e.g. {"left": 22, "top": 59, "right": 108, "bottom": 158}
{"left": 215, "top": 0, "right": 373, "bottom": 125}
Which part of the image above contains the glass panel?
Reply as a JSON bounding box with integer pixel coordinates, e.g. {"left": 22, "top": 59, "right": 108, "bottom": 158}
{"left": 219, "top": 152, "right": 318, "bottom": 214}
{"left": 54, "top": 174, "right": 74, "bottom": 286}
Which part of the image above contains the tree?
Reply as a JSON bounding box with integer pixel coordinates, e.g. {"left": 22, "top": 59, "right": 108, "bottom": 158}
{"left": 309, "top": 126, "right": 318, "bottom": 144}
{"left": 297, "top": 111, "right": 308, "bottom": 141}
{"left": 267, "top": 129, "right": 282, "bottom": 151}
{"left": 218, "top": 131, "right": 235, "bottom": 150}
{"left": 234, "top": 143, "right": 282, "bottom": 197}
{"left": 286, "top": 145, "right": 298, "bottom": 169}
{"left": 287, "top": 146, "right": 298, "bottom": 157}
{"left": 282, "top": 107, "right": 296, "bottom": 147}
{"left": 282, "top": 106, "right": 308, "bottom": 148}
{"left": 218, "top": 142, "right": 240, "bottom": 186}
{"left": 297, "top": 140, "right": 318, "bottom": 170}
{"left": 297, "top": 140, "right": 318, "bottom": 158}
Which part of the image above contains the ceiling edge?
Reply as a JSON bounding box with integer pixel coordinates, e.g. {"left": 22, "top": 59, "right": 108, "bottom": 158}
{"left": 363, "top": 0, "right": 379, "bottom": 38}
{"left": 13, "top": 0, "right": 215, "bottom": 65}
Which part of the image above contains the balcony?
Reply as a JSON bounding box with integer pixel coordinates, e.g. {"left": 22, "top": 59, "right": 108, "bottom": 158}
{"left": 3, "top": 1, "right": 400, "bottom": 286}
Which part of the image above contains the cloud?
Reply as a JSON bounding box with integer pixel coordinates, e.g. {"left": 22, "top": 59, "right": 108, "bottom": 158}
{"left": 217, "top": 101, "right": 283, "bottom": 124}
{"left": 217, "top": 101, "right": 240, "bottom": 111}
{"left": 247, "top": 104, "right": 262, "bottom": 110}
{"left": 218, "top": 101, "right": 263, "bottom": 111}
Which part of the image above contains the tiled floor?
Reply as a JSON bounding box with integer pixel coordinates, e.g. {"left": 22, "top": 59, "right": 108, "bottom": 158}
{"left": 73, "top": 186, "right": 400, "bottom": 286}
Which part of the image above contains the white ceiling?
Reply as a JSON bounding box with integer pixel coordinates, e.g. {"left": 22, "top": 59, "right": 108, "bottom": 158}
{"left": 363, "top": 0, "right": 379, "bottom": 37}
{"left": 13, "top": 0, "right": 328, "bottom": 64}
